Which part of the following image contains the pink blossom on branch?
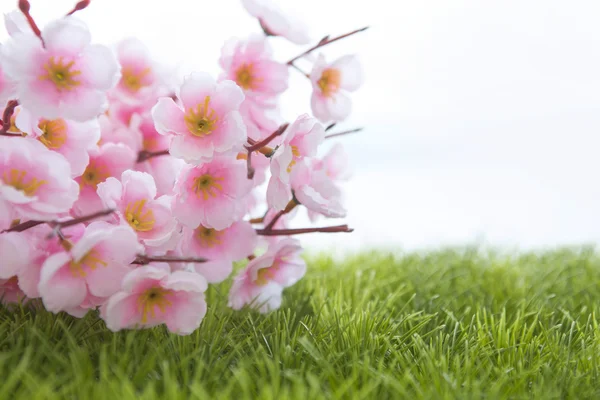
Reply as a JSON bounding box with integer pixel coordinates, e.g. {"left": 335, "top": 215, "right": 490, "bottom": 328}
{"left": 310, "top": 54, "right": 364, "bottom": 123}
{"left": 241, "top": 0, "right": 310, "bottom": 45}
{"left": 152, "top": 72, "right": 247, "bottom": 164}
{"left": 38, "top": 221, "right": 142, "bottom": 314}
{"left": 103, "top": 263, "right": 208, "bottom": 335}
{"left": 172, "top": 156, "right": 252, "bottom": 230}
{"left": 0, "top": 136, "right": 79, "bottom": 220}
{"left": 1, "top": 16, "right": 120, "bottom": 121}
{"left": 228, "top": 238, "right": 306, "bottom": 313}
{"left": 97, "top": 170, "right": 177, "bottom": 249}
{"left": 219, "top": 35, "right": 289, "bottom": 103}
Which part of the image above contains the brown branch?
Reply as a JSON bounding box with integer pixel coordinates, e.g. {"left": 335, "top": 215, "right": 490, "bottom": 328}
{"left": 325, "top": 127, "right": 363, "bottom": 140}
{"left": 3, "top": 219, "right": 44, "bottom": 233}
{"left": 246, "top": 150, "right": 255, "bottom": 179}
{"left": 132, "top": 255, "right": 208, "bottom": 265}
{"left": 289, "top": 63, "right": 310, "bottom": 78}
{"left": 0, "top": 100, "right": 19, "bottom": 135}
{"left": 137, "top": 149, "right": 170, "bottom": 163}
{"left": 245, "top": 123, "right": 289, "bottom": 153}
{"left": 4, "top": 209, "right": 115, "bottom": 234}
{"left": 256, "top": 224, "right": 353, "bottom": 236}
{"left": 66, "top": 0, "right": 90, "bottom": 16}
{"left": 263, "top": 199, "right": 298, "bottom": 231}
{"left": 286, "top": 26, "right": 369, "bottom": 65}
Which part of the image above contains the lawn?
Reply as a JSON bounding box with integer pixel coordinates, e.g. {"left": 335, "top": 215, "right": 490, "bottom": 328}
{"left": 1, "top": 248, "right": 600, "bottom": 399}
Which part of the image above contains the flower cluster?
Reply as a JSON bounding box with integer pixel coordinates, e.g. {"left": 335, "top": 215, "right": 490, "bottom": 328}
{"left": 0, "top": 0, "right": 365, "bottom": 335}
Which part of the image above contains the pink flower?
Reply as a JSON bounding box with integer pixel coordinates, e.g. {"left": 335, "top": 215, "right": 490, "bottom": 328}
{"left": 312, "top": 142, "right": 351, "bottom": 182}
{"left": 0, "top": 137, "right": 78, "bottom": 220}
{"left": 0, "top": 51, "right": 17, "bottom": 106}
{"left": 219, "top": 35, "right": 289, "bottom": 102}
{"left": 310, "top": 54, "right": 364, "bottom": 123}
{"left": 0, "top": 232, "right": 31, "bottom": 282}
{"left": 97, "top": 170, "right": 177, "bottom": 249}
{"left": 172, "top": 157, "right": 252, "bottom": 230}
{"left": 152, "top": 72, "right": 246, "bottom": 164}
{"left": 2, "top": 17, "right": 120, "bottom": 122}
{"left": 265, "top": 115, "right": 324, "bottom": 211}
{"left": 228, "top": 238, "right": 305, "bottom": 313}
{"left": 15, "top": 107, "right": 101, "bottom": 177}
{"left": 291, "top": 161, "right": 346, "bottom": 218}
{"left": 103, "top": 264, "right": 208, "bottom": 335}
{"left": 74, "top": 143, "right": 136, "bottom": 215}
{"left": 241, "top": 0, "right": 310, "bottom": 45}
{"left": 239, "top": 97, "right": 280, "bottom": 141}
{"left": 98, "top": 113, "right": 143, "bottom": 153}
{"left": 180, "top": 221, "right": 257, "bottom": 283}
{"left": 38, "top": 221, "right": 142, "bottom": 313}
{"left": 4, "top": 10, "right": 30, "bottom": 37}
{"left": 115, "top": 37, "right": 157, "bottom": 100}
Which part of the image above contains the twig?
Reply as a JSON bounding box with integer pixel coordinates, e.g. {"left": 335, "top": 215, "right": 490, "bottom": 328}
{"left": 132, "top": 255, "right": 209, "bottom": 265}
{"left": 263, "top": 199, "right": 298, "bottom": 231}
{"left": 245, "top": 123, "right": 289, "bottom": 153}
{"left": 137, "top": 149, "right": 170, "bottom": 163}
{"left": 0, "top": 100, "right": 19, "bottom": 135}
{"left": 4, "top": 209, "right": 115, "bottom": 234}
{"left": 325, "top": 127, "right": 363, "bottom": 140}
{"left": 286, "top": 26, "right": 369, "bottom": 65}
{"left": 256, "top": 224, "right": 353, "bottom": 236}
{"left": 18, "top": 1, "right": 43, "bottom": 44}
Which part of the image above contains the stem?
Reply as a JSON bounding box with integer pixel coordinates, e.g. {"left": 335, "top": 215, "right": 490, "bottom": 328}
{"left": 246, "top": 149, "right": 255, "bottom": 179}
{"left": 4, "top": 209, "right": 115, "bottom": 234}
{"left": 256, "top": 224, "right": 353, "bottom": 236}
{"left": 325, "top": 123, "right": 337, "bottom": 131}
{"left": 325, "top": 127, "right": 363, "bottom": 139}
{"left": 249, "top": 217, "right": 264, "bottom": 224}
{"left": 3, "top": 220, "right": 44, "bottom": 233}
{"left": 289, "top": 63, "right": 310, "bottom": 78}
{"left": 286, "top": 26, "right": 369, "bottom": 65}
{"left": 263, "top": 199, "right": 298, "bottom": 231}
{"left": 18, "top": 0, "right": 43, "bottom": 44}
{"left": 0, "top": 100, "right": 19, "bottom": 135}
{"left": 245, "top": 123, "right": 289, "bottom": 153}
{"left": 137, "top": 149, "right": 170, "bottom": 163}
{"left": 66, "top": 0, "right": 90, "bottom": 16}
{"left": 132, "top": 255, "right": 208, "bottom": 265}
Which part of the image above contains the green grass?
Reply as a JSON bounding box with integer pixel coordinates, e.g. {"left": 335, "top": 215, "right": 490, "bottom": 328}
{"left": 2, "top": 248, "right": 600, "bottom": 399}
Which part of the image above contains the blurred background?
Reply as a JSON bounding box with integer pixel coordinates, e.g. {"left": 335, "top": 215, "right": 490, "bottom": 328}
{"left": 2, "top": 0, "right": 600, "bottom": 253}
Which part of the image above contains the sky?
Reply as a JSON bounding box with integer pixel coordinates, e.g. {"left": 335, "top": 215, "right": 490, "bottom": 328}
{"left": 2, "top": 0, "right": 600, "bottom": 253}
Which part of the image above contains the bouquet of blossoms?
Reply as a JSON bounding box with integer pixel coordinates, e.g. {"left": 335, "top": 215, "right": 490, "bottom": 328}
{"left": 0, "top": 0, "right": 365, "bottom": 335}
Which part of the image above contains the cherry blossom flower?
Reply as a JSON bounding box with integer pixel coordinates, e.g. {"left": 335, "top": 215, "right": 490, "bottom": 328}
{"left": 0, "top": 231, "right": 32, "bottom": 282}
{"left": 152, "top": 72, "right": 246, "bottom": 164}
{"left": 219, "top": 35, "right": 289, "bottom": 102}
{"left": 310, "top": 54, "right": 363, "bottom": 123}
{"left": 172, "top": 156, "right": 252, "bottom": 230}
{"left": 74, "top": 143, "right": 136, "bottom": 215}
{"left": 180, "top": 221, "right": 257, "bottom": 283}
{"left": 229, "top": 238, "right": 305, "bottom": 313}
{"left": 15, "top": 107, "right": 101, "bottom": 177}
{"left": 0, "top": 52, "right": 17, "bottom": 106}
{"left": 291, "top": 161, "right": 346, "bottom": 218}
{"left": 114, "top": 37, "right": 157, "bottom": 101}
{"left": 97, "top": 170, "right": 177, "bottom": 249}
{"left": 266, "top": 114, "right": 325, "bottom": 211}
{"left": 2, "top": 16, "right": 120, "bottom": 121}
{"left": 38, "top": 221, "right": 142, "bottom": 314}
{"left": 103, "top": 263, "right": 208, "bottom": 335}
{"left": 0, "top": 137, "right": 79, "bottom": 220}
{"left": 241, "top": 0, "right": 310, "bottom": 45}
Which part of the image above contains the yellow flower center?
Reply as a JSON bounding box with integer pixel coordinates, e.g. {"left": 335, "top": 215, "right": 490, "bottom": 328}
{"left": 125, "top": 199, "right": 155, "bottom": 232}
{"left": 255, "top": 262, "right": 279, "bottom": 286}
{"left": 80, "top": 162, "right": 110, "bottom": 189}
{"left": 192, "top": 174, "right": 224, "bottom": 200}
{"left": 38, "top": 119, "right": 68, "bottom": 149}
{"left": 121, "top": 66, "right": 152, "bottom": 93}
{"left": 137, "top": 287, "right": 173, "bottom": 323}
{"left": 195, "top": 225, "right": 223, "bottom": 248}
{"left": 184, "top": 96, "right": 219, "bottom": 137}
{"left": 68, "top": 248, "right": 107, "bottom": 278}
{"left": 235, "top": 63, "right": 262, "bottom": 90}
{"left": 317, "top": 68, "right": 341, "bottom": 98}
{"left": 287, "top": 145, "right": 300, "bottom": 173}
{"left": 2, "top": 169, "right": 47, "bottom": 196}
{"left": 40, "top": 56, "right": 82, "bottom": 91}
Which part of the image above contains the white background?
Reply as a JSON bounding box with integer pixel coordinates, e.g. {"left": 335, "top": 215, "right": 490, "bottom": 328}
{"left": 2, "top": 0, "right": 600, "bottom": 253}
